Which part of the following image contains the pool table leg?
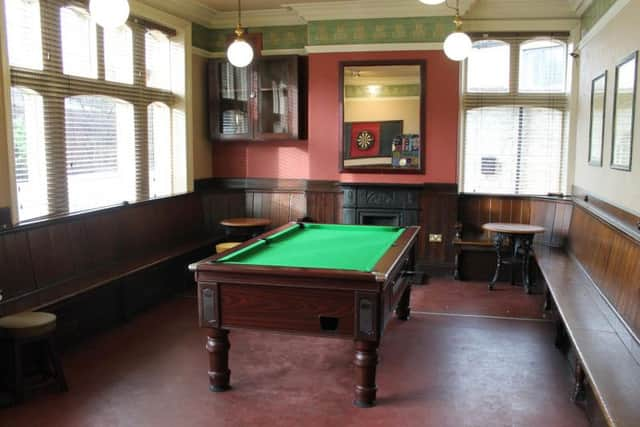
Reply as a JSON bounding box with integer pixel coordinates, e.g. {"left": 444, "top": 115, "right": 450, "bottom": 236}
{"left": 353, "top": 340, "right": 379, "bottom": 408}
{"left": 395, "top": 284, "right": 412, "bottom": 321}
{"left": 206, "top": 328, "right": 231, "bottom": 392}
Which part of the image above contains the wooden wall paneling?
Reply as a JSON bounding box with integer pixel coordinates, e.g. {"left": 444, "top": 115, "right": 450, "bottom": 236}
{"left": 0, "top": 231, "right": 37, "bottom": 300}
{"left": 419, "top": 186, "right": 458, "bottom": 273}
{"left": 568, "top": 203, "right": 640, "bottom": 342}
{"left": 289, "top": 192, "right": 307, "bottom": 223}
{"left": 200, "top": 190, "right": 246, "bottom": 233}
{"left": 27, "top": 222, "right": 77, "bottom": 289}
{"left": 66, "top": 217, "right": 95, "bottom": 274}
{"left": 82, "top": 212, "right": 119, "bottom": 267}
{"left": 551, "top": 202, "right": 573, "bottom": 247}
{"left": 530, "top": 200, "right": 556, "bottom": 245}
{"left": 306, "top": 191, "right": 343, "bottom": 224}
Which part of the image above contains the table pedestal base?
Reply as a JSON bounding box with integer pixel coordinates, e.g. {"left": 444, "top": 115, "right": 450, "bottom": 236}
{"left": 489, "top": 232, "right": 535, "bottom": 294}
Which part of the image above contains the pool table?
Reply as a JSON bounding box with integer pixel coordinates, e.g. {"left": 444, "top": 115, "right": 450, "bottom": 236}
{"left": 189, "top": 222, "right": 420, "bottom": 407}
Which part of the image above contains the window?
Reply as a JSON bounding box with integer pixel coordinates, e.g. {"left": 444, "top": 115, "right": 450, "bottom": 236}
{"left": 519, "top": 40, "right": 567, "bottom": 93}
{"left": 10, "top": 87, "right": 47, "bottom": 220}
{"left": 146, "top": 30, "right": 171, "bottom": 90}
{"left": 65, "top": 96, "right": 135, "bottom": 211}
{"left": 148, "top": 102, "right": 172, "bottom": 198}
{"left": 4, "top": 0, "right": 186, "bottom": 222}
{"left": 466, "top": 40, "right": 510, "bottom": 93}
{"left": 60, "top": 6, "right": 98, "bottom": 79}
{"left": 5, "top": 0, "right": 42, "bottom": 70}
{"left": 462, "top": 36, "right": 569, "bottom": 195}
{"left": 104, "top": 25, "right": 133, "bottom": 84}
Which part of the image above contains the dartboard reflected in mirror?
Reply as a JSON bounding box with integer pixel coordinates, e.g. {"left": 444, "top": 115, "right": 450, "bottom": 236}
{"left": 356, "top": 130, "right": 375, "bottom": 150}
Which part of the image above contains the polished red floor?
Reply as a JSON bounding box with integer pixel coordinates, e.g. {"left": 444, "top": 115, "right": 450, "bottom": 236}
{"left": 0, "top": 279, "right": 587, "bottom": 427}
{"left": 412, "top": 278, "right": 547, "bottom": 319}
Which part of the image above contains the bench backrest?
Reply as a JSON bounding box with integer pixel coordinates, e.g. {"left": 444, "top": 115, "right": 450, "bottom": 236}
{"left": 458, "top": 194, "right": 573, "bottom": 247}
{"left": 567, "top": 197, "right": 640, "bottom": 341}
{"left": 0, "top": 193, "right": 206, "bottom": 315}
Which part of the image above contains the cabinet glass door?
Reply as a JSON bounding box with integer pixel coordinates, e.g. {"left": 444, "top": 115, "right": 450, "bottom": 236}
{"left": 257, "top": 57, "right": 294, "bottom": 139}
{"left": 218, "top": 62, "right": 251, "bottom": 138}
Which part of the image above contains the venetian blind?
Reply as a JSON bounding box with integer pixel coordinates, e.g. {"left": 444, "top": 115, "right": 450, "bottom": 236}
{"left": 462, "top": 35, "right": 570, "bottom": 195}
{"left": 4, "top": 0, "right": 180, "bottom": 222}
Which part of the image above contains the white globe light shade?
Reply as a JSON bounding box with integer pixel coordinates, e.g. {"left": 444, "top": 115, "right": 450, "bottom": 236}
{"left": 443, "top": 31, "right": 472, "bottom": 61}
{"left": 90, "top": 0, "right": 130, "bottom": 29}
{"left": 418, "top": 0, "right": 446, "bottom": 4}
{"left": 227, "top": 39, "right": 254, "bottom": 68}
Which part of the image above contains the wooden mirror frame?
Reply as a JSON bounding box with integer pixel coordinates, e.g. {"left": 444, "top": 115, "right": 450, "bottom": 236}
{"left": 339, "top": 60, "right": 426, "bottom": 174}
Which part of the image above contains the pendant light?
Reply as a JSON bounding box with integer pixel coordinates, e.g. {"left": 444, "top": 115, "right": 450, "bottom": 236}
{"left": 419, "top": 0, "right": 472, "bottom": 61}
{"left": 90, "top": 0, "right": 130, "bottom": 29}
{"left": 227, "top": 0, "right": 254, "bottom": 68}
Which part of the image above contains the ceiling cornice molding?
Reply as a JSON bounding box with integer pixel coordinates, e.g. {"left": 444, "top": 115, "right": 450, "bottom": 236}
{"left": 210, "top": 9, "right": 306, "bottom": 28}
{"left": 568, "top": 0, "right": 594, "bottom": 16}
{"left": 463, "top": 18, "right": 580, "bottom": 33}
{"left": 136, "top": 0, "right": 217, "bottom": 27}
{"left": 284, "top": 0, "right": 472, "bottom": 22}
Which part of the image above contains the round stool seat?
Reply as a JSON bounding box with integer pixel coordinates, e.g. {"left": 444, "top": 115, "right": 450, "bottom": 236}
{"left": 216, "top": 242, "right": 242, "bottom": 254}
{"left": 0, "top": 312, "right": 57, "bottom": 339}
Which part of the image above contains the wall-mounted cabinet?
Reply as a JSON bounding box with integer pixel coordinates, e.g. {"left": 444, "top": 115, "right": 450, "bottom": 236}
{"left": 208, "top": 56, "right": 307, "bottom": 141}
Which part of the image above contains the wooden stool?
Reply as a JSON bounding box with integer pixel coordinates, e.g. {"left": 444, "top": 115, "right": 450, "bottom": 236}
{"left": 0, "top": 311, "right": 68, "bottom": 403}
{"left": 216, "top": 242, "right": 242, "bottom": 254}
{"left": 220, "top": 217, "right": 272, "bottom": 241}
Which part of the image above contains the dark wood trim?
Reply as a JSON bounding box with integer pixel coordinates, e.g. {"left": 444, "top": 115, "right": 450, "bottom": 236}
{"left": 338, "top": 59, "right": 426, "bottom": 174}
{"left": 195, "top": 178, "right": 454, "bottom": 194}
{"left": 459, "top": 192, "right": 573, "bottom": 203}
{"left": 0, "top": 207, "right": 10, "bottom": 229}
{"left": 0, "top": 191, "right": 198, "bottom": 237}
{"left": 572, "top": 186, "right": 640, "bottom": 244}
{"left": 423, "top": 183, "right": 458, "bottom": 194}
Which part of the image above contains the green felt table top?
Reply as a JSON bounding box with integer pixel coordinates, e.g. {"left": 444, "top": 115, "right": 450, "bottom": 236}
{"left": 217, "top": 223, "right": 405, "bottom": 272}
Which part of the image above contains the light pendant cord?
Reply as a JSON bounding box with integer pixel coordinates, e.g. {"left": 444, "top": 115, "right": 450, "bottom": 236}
{"left": 235, "top": 0, "right": 244, "bottom": 38}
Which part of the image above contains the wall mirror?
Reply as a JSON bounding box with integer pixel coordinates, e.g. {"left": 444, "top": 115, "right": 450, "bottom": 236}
{"left": 611, "top": 51, "right": 638, "bottom": 171}
{"left": 340, "top": 61, "right": 425, "bottom": 173}
{"left": 588, "top": 72, "right": 607, "bottom": 166}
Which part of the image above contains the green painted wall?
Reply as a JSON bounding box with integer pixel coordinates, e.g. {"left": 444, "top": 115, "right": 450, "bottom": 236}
{"left": 308, "top": 17, "right": 452, "bottom": 46}
{"left": 192, "top": 17, "right": 452, "bottom": 52}
{"left": 192, "top": 24, "right": 307, "bottom": 52}
{"left": 581, "top": 0, "right": 618, "bottom": 35}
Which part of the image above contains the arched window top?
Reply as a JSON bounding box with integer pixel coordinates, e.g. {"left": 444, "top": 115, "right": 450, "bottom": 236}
{"left": 467, "top": 40, "right": 510, "bottom": 93}
{"left": 60, "top": 5, "right": 98, "bottom": 79}
{"left": 104, "top": 24, "right": 133, "bottom": 84}
{"left": 5, "top": 0, "right": 43, "bottom": 70}
{"left": 519, "top": 39, "right": 567, "bottom": 93}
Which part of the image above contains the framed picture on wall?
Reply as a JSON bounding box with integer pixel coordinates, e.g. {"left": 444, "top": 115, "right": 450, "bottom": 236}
{"left": 588, "top": 72, "right": 607, "bottom": 166}
{"left": 611, "top": 51, "right": 638, "bottom": 171}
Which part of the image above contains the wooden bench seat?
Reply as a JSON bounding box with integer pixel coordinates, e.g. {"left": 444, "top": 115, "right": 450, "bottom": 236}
{"left": 0, "top": 193, "right": 222, "bottom": 346}
{"left": 536, "top": 244, "right": 640, "bottom": 427}
{"left": 1, "top": 234, "right": 217, "bottom": 317}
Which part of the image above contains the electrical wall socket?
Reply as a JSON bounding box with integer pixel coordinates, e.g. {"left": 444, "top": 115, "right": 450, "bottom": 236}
{"left": 429, "top": 233, "right": 443, "bottom": 243}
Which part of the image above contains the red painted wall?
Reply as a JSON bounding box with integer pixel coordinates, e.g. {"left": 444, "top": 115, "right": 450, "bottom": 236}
{"left": 211, "top": 50, "right": 459, "bottom": 184}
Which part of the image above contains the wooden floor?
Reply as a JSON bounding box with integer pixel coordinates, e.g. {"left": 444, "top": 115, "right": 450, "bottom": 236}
{"left": 0, "top": 279, "right": 588, "bottom": 427}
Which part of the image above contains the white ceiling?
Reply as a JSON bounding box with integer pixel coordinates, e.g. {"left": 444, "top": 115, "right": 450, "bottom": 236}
{"left": 138, "top": 0, "right": 588, "bottom": 29}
